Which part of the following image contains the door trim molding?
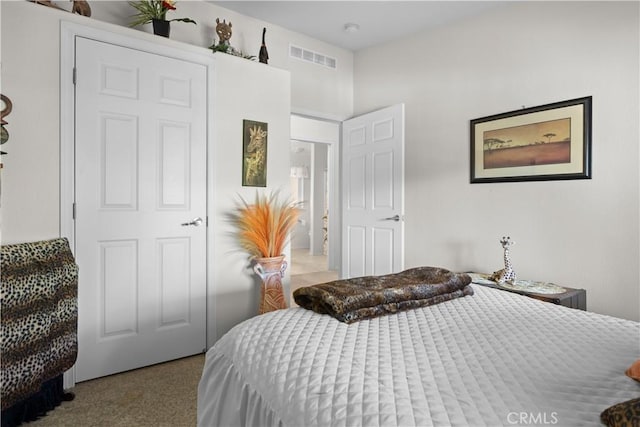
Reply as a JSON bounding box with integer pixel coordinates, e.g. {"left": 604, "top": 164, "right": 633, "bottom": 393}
{"left": 60, "top": 21, "right": 216, "bottom": 388}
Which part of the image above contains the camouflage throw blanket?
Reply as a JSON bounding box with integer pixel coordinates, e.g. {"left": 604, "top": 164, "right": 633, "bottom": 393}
{"left": 293, "top": 267, "right": 473, "bottom": 323}
{"left": 1, "top": 238, "right": 78, "bottom": 410}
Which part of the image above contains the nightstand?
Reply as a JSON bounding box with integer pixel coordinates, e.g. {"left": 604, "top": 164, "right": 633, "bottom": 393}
{"left": 468, "top": 273, "right": 587, "bottom": 311}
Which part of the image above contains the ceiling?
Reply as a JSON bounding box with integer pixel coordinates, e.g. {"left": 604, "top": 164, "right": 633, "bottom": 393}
{"left": 212, "top": 1, "right": 503, "bottom": 51}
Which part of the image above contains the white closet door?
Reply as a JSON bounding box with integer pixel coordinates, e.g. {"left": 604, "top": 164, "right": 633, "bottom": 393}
{"left": 74, "top": 37, "right": 207, "bottom": 382}
{"left": 341, "top": 104, "right": 405, "bottom": 278}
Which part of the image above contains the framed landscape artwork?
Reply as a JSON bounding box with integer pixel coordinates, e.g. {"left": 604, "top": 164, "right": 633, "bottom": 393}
{"left": 242, "top": 119, "right": 268, "bottom": 187}
{"left": 470, "top": 97, "right": 592, "bottom": 183}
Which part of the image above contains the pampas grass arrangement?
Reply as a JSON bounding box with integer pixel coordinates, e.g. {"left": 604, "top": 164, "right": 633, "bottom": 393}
{"left": 231, "top": 191, "right": 300, "bottom": 259}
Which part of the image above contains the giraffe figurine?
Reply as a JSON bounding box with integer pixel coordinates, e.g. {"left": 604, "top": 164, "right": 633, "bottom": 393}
{"left": 489, "top": 236, "right": 516, "bottom": 284}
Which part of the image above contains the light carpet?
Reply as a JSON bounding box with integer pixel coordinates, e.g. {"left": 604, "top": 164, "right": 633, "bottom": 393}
{"left": 30, "top": 354, "right": 205, "bottom": 427}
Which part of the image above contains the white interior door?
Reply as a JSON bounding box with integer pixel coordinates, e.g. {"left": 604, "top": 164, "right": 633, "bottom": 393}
{"left": 74, "top": 37, "right": 207, "bottom": 382}
{"left": 341, "top": 104, "right": 405, "bottom": 278}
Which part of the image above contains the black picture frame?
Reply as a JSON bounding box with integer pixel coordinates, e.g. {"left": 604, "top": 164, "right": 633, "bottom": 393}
{"left": 470, "top": 96, "right": 592, "bottom": 183}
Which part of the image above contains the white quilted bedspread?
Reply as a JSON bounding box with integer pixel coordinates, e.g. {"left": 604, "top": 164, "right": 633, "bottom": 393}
{"left": 198, "top": 285, "right": 640, "bottom": 426}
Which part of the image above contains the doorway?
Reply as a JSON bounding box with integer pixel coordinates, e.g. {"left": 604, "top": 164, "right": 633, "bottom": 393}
{"left": 288, "top": 104, "right": 405, "bottom": 295}
{"left": 289, "top": 116, "right": 340, "bottom": 299}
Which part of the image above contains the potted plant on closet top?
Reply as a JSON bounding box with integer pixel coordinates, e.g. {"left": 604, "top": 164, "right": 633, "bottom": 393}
{"left": 231, "top": 191, "right": 299, "bottom": 315}
{"left": 128, "top": 0, "right": 196, "bottom": 38}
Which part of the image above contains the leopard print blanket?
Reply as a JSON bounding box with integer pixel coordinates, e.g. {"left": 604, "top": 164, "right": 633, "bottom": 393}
{"left": 1, "top": 238, "right": 78, "bottom": 410}
{"left": 293, "top": 266, "right": 473, "bottom": 323}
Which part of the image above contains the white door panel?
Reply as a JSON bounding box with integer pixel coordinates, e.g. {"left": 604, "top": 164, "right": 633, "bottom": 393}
{"left": 373, "top": 151, "right": 394, "bottom": 208}
{"left": 342, "top": 105, "right": 404, "bottom": 278}
{"left": 372, "top": 227, "right": 394, "bottom": 276}
{"left": 75, "top": 37, "right": 207, "bottom": 382}
{"left": 348, "top": 155, "right": 366, "bottom": 209}
{"left": 346, "top": 225, "right": 366, "bottom": 278}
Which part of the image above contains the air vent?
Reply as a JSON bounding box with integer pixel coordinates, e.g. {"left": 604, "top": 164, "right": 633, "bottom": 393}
{"left": 289, "top": 44, "right": 337, "bottom": 70}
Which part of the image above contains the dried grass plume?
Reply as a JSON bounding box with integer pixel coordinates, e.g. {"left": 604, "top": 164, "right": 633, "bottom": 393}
{"left": 231, "top": 191, "right": 300, "bottom": 258}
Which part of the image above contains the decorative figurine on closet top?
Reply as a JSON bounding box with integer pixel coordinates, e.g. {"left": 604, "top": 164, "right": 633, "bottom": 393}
{"left": 489, "top": 236, "right": 516, "bottom": 284}
{"left": 259, "top": 27, "right": 269, "bottom": 64}
{"left": 215, "top": 18, "right": 232, "bottom": 46}
{"left": 208, "top": 18, "right": 255, "bottom": 60}
{"left": 31, "top": 0, "right": 92, "bottom": 17}
{"left": 1, "top": 94, "right": 12, "bottom": 162}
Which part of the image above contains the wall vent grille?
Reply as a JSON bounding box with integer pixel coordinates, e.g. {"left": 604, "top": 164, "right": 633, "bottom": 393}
{"left": 289, "top": 44, "right": 337, "bottom": 70}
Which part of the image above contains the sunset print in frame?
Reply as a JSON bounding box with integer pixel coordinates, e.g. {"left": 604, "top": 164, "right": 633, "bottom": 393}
{"left": 470, "top": 97, "right": 592, "bottom": 183}
{"left": 242, "top": 120, "right": 268, "bottom": 187}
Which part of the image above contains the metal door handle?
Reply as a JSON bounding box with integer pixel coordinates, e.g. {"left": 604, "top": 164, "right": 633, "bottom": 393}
{"left": 181, "top": 217, "right": 203, "bottom": 227}
{"left": 382, "top": 215, "right": 400, "bottom": 222}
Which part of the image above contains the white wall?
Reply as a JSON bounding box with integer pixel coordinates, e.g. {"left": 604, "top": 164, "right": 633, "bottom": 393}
{"left": 354, "top": 1, "right": 640, "bottom": 321}
{"left": 1, "top": 2, "right": 63, "bottom": 243}
{"left": 72, "top": 0, "right": 354, "bottom": 119}
{"left": 210, "top": 53, "right": 291, "bottom": 339}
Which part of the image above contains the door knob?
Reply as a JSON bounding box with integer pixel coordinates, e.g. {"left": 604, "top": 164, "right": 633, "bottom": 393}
{"left": 181, "top": 217, "right": 203, "bottom": 227}
{"left": 381, "top": 215, "right": 400, "bottom": 222}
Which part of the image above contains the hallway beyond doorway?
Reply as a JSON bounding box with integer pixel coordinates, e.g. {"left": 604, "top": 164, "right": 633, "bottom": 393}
{"left": 290, "top": 248, "right": 338, "bottom": 305}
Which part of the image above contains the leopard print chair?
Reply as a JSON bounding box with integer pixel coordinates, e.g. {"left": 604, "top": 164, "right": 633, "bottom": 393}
{"left": 1, "top": 238, "right": 78, "bottom": 426}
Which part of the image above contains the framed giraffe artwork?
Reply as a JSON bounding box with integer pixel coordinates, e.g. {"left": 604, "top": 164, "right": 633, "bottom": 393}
{"left": 470, "top": 96, "right": 592, "bottom": 183}
{"left": 242, "top": 119, "right": 268, "bottom": 187}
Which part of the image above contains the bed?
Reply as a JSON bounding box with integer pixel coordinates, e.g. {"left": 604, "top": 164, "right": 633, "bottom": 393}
{"left": 197, "top": 273, "right": 639, "bottom": 426}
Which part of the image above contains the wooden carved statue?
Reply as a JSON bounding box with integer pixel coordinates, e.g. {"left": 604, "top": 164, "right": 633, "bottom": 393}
{"left": 32, "top": 0, "right": 92, "bottom": 17}
{"left": 259, "top": 27, "right": 269, "bottom": 64}
{"left": 1, "top": 94, "right": 12, "bottom": 157}
{"left": 209, "top": 18, "right": 256, "bottom": 60}
{"left": 215, "top": 18, "right": 232, "bottom": 45}
{"left": 71, "top": 0, "right": 91, "bottom": 17}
